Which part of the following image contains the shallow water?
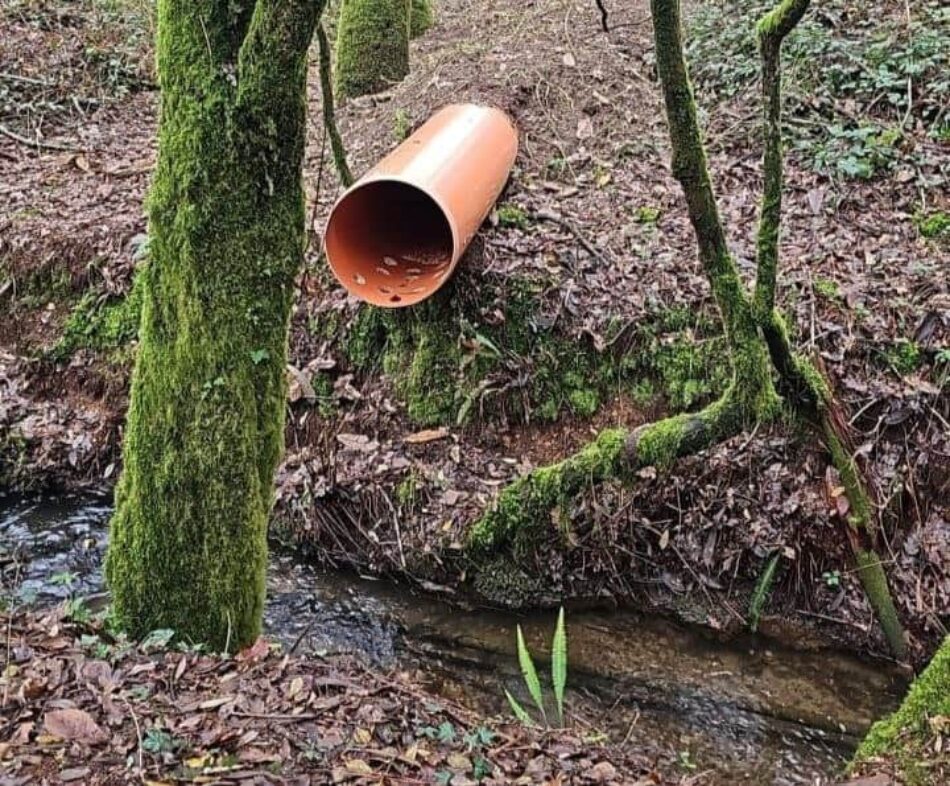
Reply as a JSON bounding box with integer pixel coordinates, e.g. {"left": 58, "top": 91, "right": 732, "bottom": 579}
{"left": 0, "top": 493, "right": 906, "bottom": 784}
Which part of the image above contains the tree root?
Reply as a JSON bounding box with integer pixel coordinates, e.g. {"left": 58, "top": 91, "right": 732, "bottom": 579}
{"left": 469, "top": 390, "right": 750, "bottom": 554}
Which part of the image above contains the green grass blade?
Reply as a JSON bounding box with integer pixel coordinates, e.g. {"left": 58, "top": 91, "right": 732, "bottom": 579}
{"left": 748, "top": 551, "right": 781, "bottom": 632}
{"left": 551, "top": 607, "right": 567, "bottom": 726}
{"left": 516, "top": 625, "right": 546, "bottom": 724}
{"left": 504, "top": 689, "right": 534, "bottom": 727}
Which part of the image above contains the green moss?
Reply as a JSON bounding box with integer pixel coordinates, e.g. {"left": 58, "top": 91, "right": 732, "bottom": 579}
{"left": 652, "top": 335, "right": 730, "bottom": 410}
{"left": 813, "top": 277, "right": 841, "bottom": 300}
{"left": 883, "top": 339, "right": 922, "bottom": 375}
{"left": 53, "top": 270, "right": 145, "bottom": 360}
{"left": 854, "top": 636, "right": 950, "bottom": 782}
{"left": 334, "top": 0, "right": 410, "bottom": 98}
{"left": 106, "top": 0, "right": 326, "bottom": 652}
{"left": 409, "top": 0, "right": 433, "bottom": 38}
{"left": 395, "top": 472, "right": 420, "bottom": 507}
{"left": 393, "top": 107, "right": 412, "bottom": 141}
{"left": 915, "top": 210, "right": 950, "bottom": 239}
{"left": 312, "top": 370, "right": 336, "bottom": 418}
{"left": 496, "top": 203, "right": 530, "bottom": 230}
{"left": 567, "top": 387, "right": 599, "bottom": 417}
{"left": 634, "top": 206, "right": 662, "bottom": 224}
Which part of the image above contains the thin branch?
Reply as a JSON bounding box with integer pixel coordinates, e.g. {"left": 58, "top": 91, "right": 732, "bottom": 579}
{"left": 649, "top": 0, "right": 764, "bottom": 377}
{"left": 0, "top": 124, "right": 83, "bottom": 152}
{"left": 753, "top": 0, "right": 810, "bottom": 318}
{"left": 316, "top": 19, "right": 353, "bottom": 187}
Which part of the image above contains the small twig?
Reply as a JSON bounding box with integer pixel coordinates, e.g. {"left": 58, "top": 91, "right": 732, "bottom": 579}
{"left": 232, "top": 711, "right": 322, "bottom": 722}
{"left": 531, "top": 209, "right": 614, "bottom": 267}
{"left": 123, "top": 697, "right": 145, "bottom": 782}
{"left": 0, "top": 124, "right": 82, "bottom": 152}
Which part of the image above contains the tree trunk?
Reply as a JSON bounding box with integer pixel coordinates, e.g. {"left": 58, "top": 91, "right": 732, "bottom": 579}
{"left": 335, "top": 0, "right": 411, "bottom": 98}
{"left": 105, "top": 0, "right": 324, "bottom": 652}
{"left": 410, "top": 0, "right": 434, "bottom": 38}
{"left": 854, "top": 635, "right": 950, "bottom": 775}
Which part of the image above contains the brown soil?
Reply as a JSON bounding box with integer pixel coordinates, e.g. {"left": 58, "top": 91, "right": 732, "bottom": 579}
{"left": 1, "top": 0, "right": 948, "bottom": 667}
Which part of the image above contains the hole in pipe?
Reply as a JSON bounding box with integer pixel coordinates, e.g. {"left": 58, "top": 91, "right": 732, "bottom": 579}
{"left": 326, "top": 180, "right": 454, "bottom": 306}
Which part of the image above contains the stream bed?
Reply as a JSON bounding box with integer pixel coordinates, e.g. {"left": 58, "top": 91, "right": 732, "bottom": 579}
{"left": 1, "top": 493, "right": 906, "bottom": 784}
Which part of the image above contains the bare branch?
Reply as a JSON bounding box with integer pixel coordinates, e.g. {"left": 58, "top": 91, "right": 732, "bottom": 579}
{"left": 753, "top": 0, "right": 811, "bottom": 318}
{"left": 594, "top": 0, "right": 610, "bottom": 32}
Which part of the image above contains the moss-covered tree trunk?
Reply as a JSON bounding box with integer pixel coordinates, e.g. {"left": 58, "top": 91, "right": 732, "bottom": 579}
{"left": 105, "top": 0, "right": 325, "bottom": 652}
{"left": 335, "top": 0, "right": 410, "bottom": 98}
{"left": 853, "top": 635, "right": 950, "bottom": 778}
{"left": 410, "top": 0, "right": 434, "bottom": 37}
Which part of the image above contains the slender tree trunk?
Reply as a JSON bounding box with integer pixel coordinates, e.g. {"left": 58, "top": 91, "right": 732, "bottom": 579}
{"left": 106, "top": 0, "right": 324, "bottom": 652}
{"left": 335, "top": 0, "right": 411, "bottom": 98}
{"left": 316, "top": 21, "right": 353, "bottom": 187}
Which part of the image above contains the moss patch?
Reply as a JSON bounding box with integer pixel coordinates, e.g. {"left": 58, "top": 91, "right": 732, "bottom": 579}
{"left": 341, "top": 280, "right": 729, "bottom": 429}
{"left": 409, "top": 0, "right": 433, "bottom": 38}
{"left": 53, "top": 270, "right": 144, "bottom": 361}
{"left": 853, "top": 636, "right": 950, "bottom": 784}
{"left": 882, "top": 339, "right": 922, "bottom": 376}
{"left": 915, "top": 210, "right": 950, "bottom": 240}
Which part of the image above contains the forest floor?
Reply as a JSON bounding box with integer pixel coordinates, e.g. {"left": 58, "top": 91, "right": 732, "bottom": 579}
{"left": 0, "top": 607, "right": 684, "bottom": 785}
{"left": 1, "top": 0, "right": 948, "bottom": 673}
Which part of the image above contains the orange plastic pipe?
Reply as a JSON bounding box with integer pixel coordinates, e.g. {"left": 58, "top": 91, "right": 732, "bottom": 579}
{"left": 324, "top": 104, "right": 518, "bottom": 307}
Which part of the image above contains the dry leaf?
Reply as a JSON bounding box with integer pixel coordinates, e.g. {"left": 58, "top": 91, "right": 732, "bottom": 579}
{"left": 43, "top": 708, "right": 108, "bottom": 744}
{"left": 405, "top": 427, "right": 450, "bottom": 444}
{"left": 576, "top": 116, "right": 594, "bottom": 140}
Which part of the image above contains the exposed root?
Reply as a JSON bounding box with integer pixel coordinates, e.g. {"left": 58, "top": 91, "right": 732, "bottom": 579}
{"left": 468, "top": 388, "right": 752, "bottom": 554}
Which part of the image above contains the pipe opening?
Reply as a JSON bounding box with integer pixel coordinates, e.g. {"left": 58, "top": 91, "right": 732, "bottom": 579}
{"left": 325, "top": 180, "right": 455, "bottom": 307}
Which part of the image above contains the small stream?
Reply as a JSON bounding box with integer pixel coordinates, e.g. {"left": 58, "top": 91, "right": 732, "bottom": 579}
{"left": 1, "top": 493, "right": 906, "bottom": 784}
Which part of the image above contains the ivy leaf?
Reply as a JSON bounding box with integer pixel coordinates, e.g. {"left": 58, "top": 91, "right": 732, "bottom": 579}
{"left": 250, "top": 348, "right": 270, "bottom": 365}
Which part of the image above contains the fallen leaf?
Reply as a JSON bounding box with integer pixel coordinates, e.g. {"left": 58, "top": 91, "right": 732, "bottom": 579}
{"left": 405, "top": 427, "right": 450, "bottom": 444}
{"left": 43, "top": 709, "right": 108, "bottom": 745}
{"left": 576, "top": 116, "right": 594, "bottom": 140}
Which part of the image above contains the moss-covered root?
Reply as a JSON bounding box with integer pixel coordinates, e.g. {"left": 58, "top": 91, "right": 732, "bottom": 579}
{"left": 468, "top": 391, "right": 751, "bottom": 554}
{"left": 316, "top": 20, "right": 353, "bottom": 187}
{"left": 854, "top": 551, "right": 908, "bottom": 660}
{"left": 853, "top": 635, "right": 950, "bottom": 781}
{"left": 410, "top": 0, "right": 434, "bottom": 37}
{"left": 334, "top": 0, "right": 410, "bottom": 98}
{"left": 468, "top": 428, "right": 629, "bottom": 554}
{"left": 105, "top": 0, "right": 324, "bottom": 653}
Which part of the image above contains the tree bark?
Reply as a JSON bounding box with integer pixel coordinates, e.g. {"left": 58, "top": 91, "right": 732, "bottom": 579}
{"left": 105, "top": 0, "right": 324, "bottom": 652}
{"left": 334, "top": 0, "right": 411, "bottom": 98}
